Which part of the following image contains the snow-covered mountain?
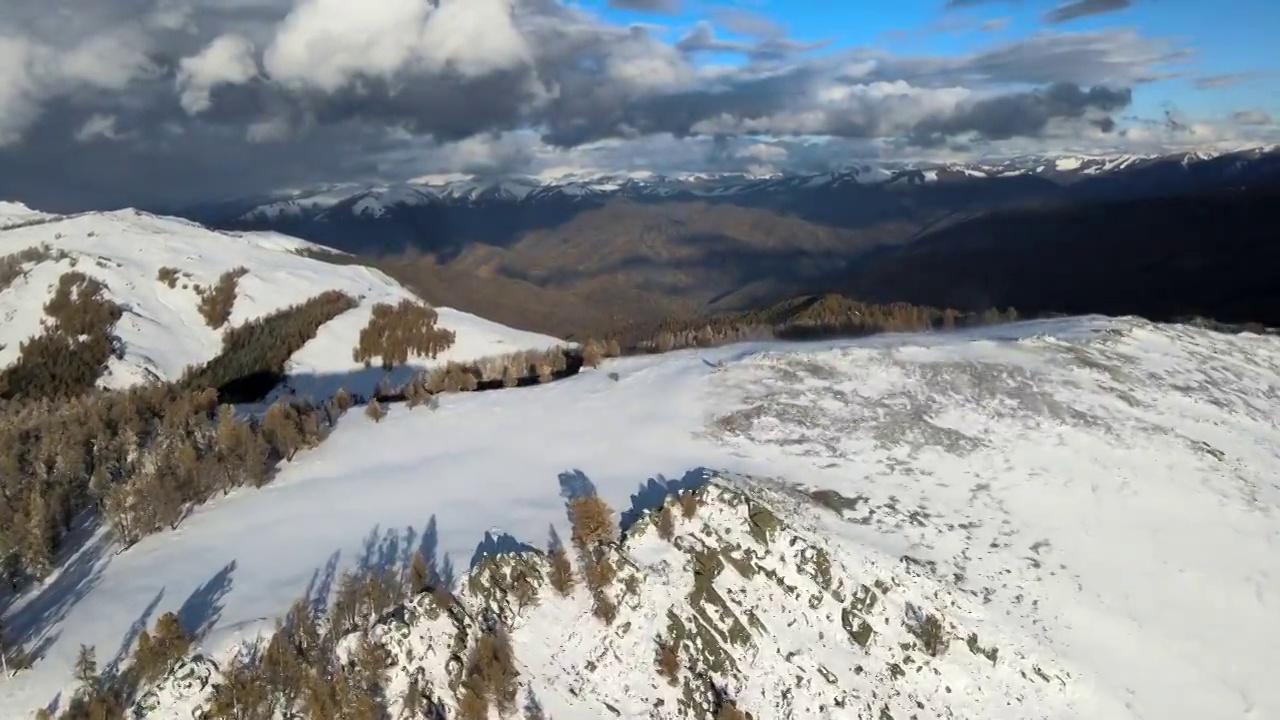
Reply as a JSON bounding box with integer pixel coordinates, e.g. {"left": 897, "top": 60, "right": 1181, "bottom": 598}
{"left": 0, "top": 202, "right": 562, "bottom": 396}
{"left": 4, "top": 316, "right": 1277, "bottom": 719}
{"left": 225, "top": 146, "right": 1279, "bottom": 224}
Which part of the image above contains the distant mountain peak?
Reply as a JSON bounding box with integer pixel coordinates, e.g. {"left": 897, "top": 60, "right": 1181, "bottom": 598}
{"left": 227, "top": 145, "right": 1278, "bottom": 225}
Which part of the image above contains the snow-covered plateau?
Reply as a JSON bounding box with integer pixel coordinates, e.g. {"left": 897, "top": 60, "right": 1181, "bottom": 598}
{"left": 0, "top": 203, "right": 562, "bottom": 397}
{"left": 2, "top": 312, "right": 1277, "bottom": 719}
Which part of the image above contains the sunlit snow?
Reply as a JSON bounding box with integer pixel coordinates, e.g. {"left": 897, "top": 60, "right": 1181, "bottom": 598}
{"left": 2, "top": 316, "right": 1277, "bottom": 719}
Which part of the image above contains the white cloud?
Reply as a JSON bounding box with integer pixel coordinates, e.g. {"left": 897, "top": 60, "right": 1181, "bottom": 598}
{"left": 74, "top": 113, "right": 122, "bottom": 142}
{"left": 178, "top": 34, "right": 259, "bottom": 114}
{"left": 0, "top": 0, "right": 1270, "bottom": 209}
{"left": 263, "top": 0, "right": 528, "bottom": 92}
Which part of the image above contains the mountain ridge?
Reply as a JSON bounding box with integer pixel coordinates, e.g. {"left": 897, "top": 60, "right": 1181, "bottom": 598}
{"left": 0, "top": 207, "right": 563, "bottom": 400}
{"left": 5, "top": 315, "right": 1277, "bottom": 719}
{"left": 220, "top": 145, "right": 1280, "bottom": 223}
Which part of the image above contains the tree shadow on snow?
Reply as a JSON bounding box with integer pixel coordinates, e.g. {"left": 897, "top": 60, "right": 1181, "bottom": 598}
{"left": 417, "top": 515, "right": 456, "bottom": 592}
{"left": 356, "top": 520, "right": 455, "bottom": 588}
{"left": 469, "top": 531, "right": 539, "bottom": 570}
{"left": 619, "top": 467, "right": 714, "bottom": 533}
{"left": 103, "top": 587, "right": 166, "bottom": 680}
{"left": 557, "top": 469, "right": 599, "bottom": 503}
{"left": 301, "top": 550, "right": 342, "bottom": 616}
{"left": 1, "top": 516, "right": 115, "bottom": 664}
{"left": 177, "top": 560, "right": 236, "bottom": 644}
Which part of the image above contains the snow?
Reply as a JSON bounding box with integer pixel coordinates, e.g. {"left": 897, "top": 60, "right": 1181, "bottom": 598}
{"left": 240, "top": 185, "right": 363, "bottom": 221}
{"left": 4, "top": 316, "right": 1279, "bottom": 718}
{"left": 0, "top": 201, "right": 57, "bottom": 229}
{"left": 1055, "top": 156, "right": 1084, "bottom": 171}
{"left": 0, "top": 207, "right": 562, "bottom": 394}
{"left": 350, "top": 186, "right": 436, "bottom": 218}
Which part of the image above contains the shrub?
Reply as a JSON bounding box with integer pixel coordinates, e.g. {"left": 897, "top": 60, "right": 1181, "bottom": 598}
{"left": 654, "top": 638, "right": 679, "bottom": 685}
{"left": 156, "top": 267, "right": 185, "bottom": 288}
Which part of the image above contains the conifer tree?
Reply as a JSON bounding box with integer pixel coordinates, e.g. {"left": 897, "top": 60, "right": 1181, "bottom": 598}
{"left": 546, "top": 526, "right": 574, "bottom": 597}
{"left": 74, "top": 644, "right": 98, "bottom": 693}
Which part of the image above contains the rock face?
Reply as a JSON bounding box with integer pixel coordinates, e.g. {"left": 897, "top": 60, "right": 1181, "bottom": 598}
{"left": 133, "top": 474, "right": 1080, "bottom": 720}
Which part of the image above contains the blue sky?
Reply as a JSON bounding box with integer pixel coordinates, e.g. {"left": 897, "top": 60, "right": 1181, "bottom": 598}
{"left": 589, "top": 0, "right": 1279, "bottom": 121}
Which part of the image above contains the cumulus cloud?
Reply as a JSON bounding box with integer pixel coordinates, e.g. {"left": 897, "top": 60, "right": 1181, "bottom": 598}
{"left": 0, "top": 0, "right": 1258, "bottom": 210}
{"left": 909, "top": 83, "right": 1131, "bottom": 146}
{"left": 178, "top": 34, "right": 258, "bottom": 114}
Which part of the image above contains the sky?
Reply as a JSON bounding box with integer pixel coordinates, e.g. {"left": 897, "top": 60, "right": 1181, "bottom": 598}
{"left": 0, "top": 0, "right": 1276, "bottom": 211}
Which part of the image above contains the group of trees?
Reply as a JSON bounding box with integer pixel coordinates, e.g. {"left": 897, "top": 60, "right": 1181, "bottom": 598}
{"left": 0, "top": 378, "right": 356, "bottom": 590}
{"left": 398, "top": 345, "right": 586, "bottom": 407}
{"left": 0, "top": 271, "right": 124, "bottom": 401}
{"left": 623, "top": 294, "right": 1021, "bottom": 355}
{"left": 0, "top": 286, "right": 374, "bottom": 591}
{"left": 196, "top": 267, "right": 249, "bottom": 329}
{"left": 7, "top": 436, "right": 742, "bottom": 720}
{"left": 181, "top": 290, "right": 358, "bottom": 395}
{"left": 44, "top": 611, "right": 192, "bottom": 720}
{"left": 0, "top": 245, "right": 68, "bottom": 293}
{"left": 353, "top": 299, "right": 457, "bottom": 370}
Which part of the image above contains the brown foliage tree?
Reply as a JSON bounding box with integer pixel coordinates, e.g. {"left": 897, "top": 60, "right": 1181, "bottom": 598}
{"left": 546, "top": 526, "right": 574, "bottom": 597}
{"left": 198, "top": 267, "right": 248, "bottom": 329}
{"left": 353, "top": 300, "right": 456, "bottom": 369}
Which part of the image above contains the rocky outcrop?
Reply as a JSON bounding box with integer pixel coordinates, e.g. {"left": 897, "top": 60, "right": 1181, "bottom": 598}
{"left": 133, "top": 474, "right": 1076, "bottom": 720}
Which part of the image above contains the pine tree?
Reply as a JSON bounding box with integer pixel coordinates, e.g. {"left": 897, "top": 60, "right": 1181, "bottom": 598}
{"left": 74, "top": 644, "right": 98, "bottom": 694}
{"left": 546, "top": 526, "right": 574, "bottom": 597}
{"left": 24, "top": 487, "right": 54, "bottom": 578}
{"left": 408, "top": 550, "right": 430, "bottom": 595}
{"left": 364, "top": 399, "right": 386, "bottom": 423}
{"left": 656, "top": 504, "right": 675, "bottom": 541}
{"left": 568, "top": 493, "right": 616, "bottom": 552}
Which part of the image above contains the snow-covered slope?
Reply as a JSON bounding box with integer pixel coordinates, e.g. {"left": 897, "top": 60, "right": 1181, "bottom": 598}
{"left": 0, "top": 201, "right": 58, "bottom": 230}
{"left": 4, "top": 316, "right": 1278, "bottom": 719}
{"left": 0, "top": 206, "right": 561, "bottom": 394}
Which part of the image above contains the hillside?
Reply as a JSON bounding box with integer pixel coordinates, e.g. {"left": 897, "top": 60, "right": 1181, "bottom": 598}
{"left": 0, "top": 204, "right": 562, "bottom": 400}
{"left": 3, "top": 316, "right": 1277, "bottom": 719}
{"left": 837, "top": 182, "right": 1280, "bottom": 327}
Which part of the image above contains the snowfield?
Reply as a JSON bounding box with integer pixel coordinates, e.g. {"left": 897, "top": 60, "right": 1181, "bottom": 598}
{"left": 0, "top": 204, "right": 562, "bottom": 394}
{"left": 2, "top": 315, "right": 1278, "bottom": 718}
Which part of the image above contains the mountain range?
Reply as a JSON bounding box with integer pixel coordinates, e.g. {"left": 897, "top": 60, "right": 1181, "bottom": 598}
{"left": 175, "top": 146, "right": 1280, "bottom": 337}
{"left": 211, "top": 146, "right": 1280, "bottom": 227}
